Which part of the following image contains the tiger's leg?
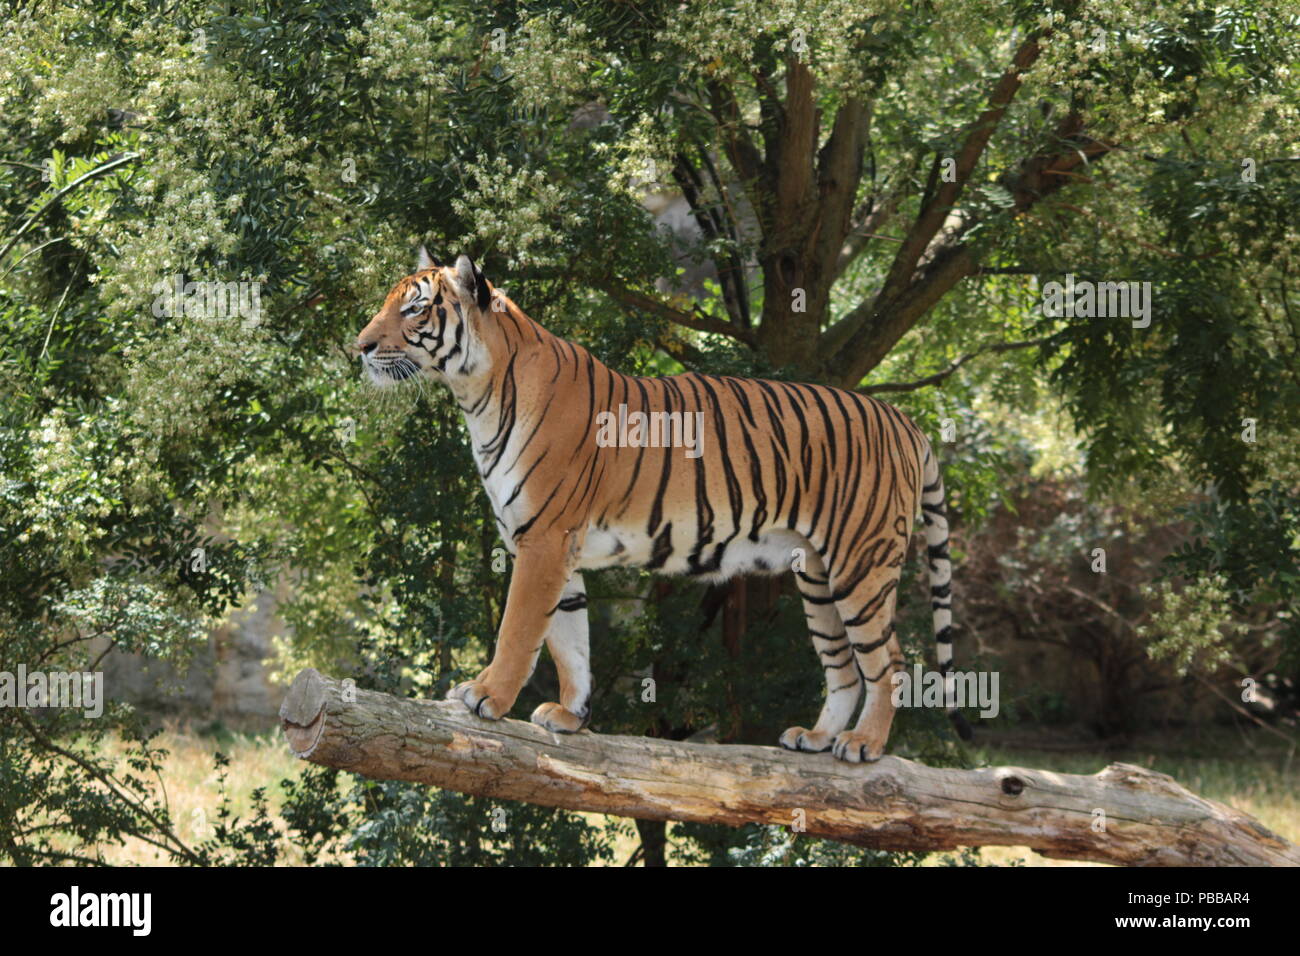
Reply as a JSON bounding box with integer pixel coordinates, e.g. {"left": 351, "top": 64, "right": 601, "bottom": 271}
{"left": 778, "top": 560, "right": 862, "bottom": 753}
{"left": 531, "top": 571, "right": 592, "bottom": 733}
{"left": 447, "top": 536, "right": 573, "bottom": 721}
{"left": 830, "top": 566, "right": 905, "bottom": 763}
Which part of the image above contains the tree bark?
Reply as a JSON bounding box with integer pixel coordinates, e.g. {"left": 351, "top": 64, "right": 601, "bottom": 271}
{"left": 280, "top": 668, "right": 1300, "bottom": 867}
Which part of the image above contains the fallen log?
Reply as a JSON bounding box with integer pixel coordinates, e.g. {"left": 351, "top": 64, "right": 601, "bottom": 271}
{"left": 279, "top": 668, "right": 1300, "bottom": 866}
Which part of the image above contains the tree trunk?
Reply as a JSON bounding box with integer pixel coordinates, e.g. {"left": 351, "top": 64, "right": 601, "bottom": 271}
{"left": 280, "top": 668, "right": 1300, "bottom": 867}
{"left": 634, "top": 819, "right": 668, "bottom": 867}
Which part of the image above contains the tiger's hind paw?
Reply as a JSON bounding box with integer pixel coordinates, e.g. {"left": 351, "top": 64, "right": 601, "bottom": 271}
{"left": 831, "top": 730, "right": 885, "bottom": 763}
{"left": 778, "top": 726, "right": 834, "bottom": 753}
{"left": 530, "top": 701, "right": 589, "bottom": 733}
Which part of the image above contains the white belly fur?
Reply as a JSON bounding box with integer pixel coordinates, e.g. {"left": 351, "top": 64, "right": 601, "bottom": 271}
{"left": 580, "top": 523, "right": 804, "bottom": 581}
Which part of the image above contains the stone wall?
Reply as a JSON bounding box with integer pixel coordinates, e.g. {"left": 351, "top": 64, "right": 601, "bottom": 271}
{"left": 99, "top": 590, "right": 285, "bottom": 730}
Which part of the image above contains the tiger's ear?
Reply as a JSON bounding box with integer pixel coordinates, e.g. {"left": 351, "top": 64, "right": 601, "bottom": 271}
{"left": 454, "top": 254, "right": 492, "bottom": 312}
{"left": 415, "top": 245, "right": 439, "bottom": 272}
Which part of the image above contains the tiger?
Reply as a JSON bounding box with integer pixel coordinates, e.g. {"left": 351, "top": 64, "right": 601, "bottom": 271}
{"left": 354, "top": 248, "right": 970, "bottom": 762}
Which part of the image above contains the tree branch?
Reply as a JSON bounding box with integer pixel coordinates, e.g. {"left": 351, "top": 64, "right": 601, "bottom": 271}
{"left": 281, "top": 669, "right": 1300, "bottom": 866}
{"left": 706, "top": 78, "right": 769, "bottom": 235}
{"left": 672, "top": 148, "right": 752, "bottom": 328}
{"left": 874, "top": 36, "right": 1042, "bottom": 308}
{"left": 833, "top": 153, "right": 920, "bottom": 280}
{"left": 821, "top": 36, "right": 1056, "bottom": 384}
{"left": 595, "top": 280, "right": 756, "bottom": 346}
{"left": 0, "top": 152, "right": 139, "bottom": 264}
{"left": 771, "top": 56, "right": 818, "bottom": 233}
{"left": 828, "top": 241, "right": 978, "bottom": 385}
{"left": 859, "top": 334, "right": 1058, "bottom": 395}
{"left": 826, "top": 112, "right": 1114, "bottom": 387}
{"left": 811, "top": 96, "right": 870, "bottom": 276}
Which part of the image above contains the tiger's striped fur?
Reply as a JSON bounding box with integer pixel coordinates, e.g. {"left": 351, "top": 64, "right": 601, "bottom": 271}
{"left": 355, "top": 251, "right": 967, "bottom": 761}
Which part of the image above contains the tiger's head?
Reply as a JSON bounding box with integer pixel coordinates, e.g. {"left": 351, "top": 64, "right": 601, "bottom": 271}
{"left": 355, "top": 247, "right": 492, "bottom": 386}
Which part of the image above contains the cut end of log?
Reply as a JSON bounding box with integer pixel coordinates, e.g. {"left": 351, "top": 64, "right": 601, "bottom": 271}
{"left": 280, "top": 667, "right": 327, "bottom": 757}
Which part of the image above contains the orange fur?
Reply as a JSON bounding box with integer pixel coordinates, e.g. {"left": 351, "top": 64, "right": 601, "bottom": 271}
{"left": 356, "top": 254, "right": 959, "bottom": 760}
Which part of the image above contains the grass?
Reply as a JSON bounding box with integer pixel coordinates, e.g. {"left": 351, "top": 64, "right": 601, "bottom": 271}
{"left": 81, "top": 721, "right": 328, "bottom": 866}
{"left": 960, "top": 726, "right": 1300, "bottom": 867}
{"left": 32, "top": 721, "right": 1300, "bottom": 866}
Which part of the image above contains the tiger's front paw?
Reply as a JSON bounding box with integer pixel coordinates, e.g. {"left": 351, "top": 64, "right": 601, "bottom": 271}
{"left": 778, "top": 726, "right": 834, "bottom": 753}
{"left": 831, "top": 730, "right": 886, "bottom": 763}
{"left": 530, "top": 701, "right": 589, "bottom": 733}
{"left": 446, "top": 679, "right": 511, "bottom": 720}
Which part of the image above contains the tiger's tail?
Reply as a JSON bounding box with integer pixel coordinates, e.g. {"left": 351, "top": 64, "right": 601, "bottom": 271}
{"left": 921, "top": 441, "right": 973, "bottom": 741}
